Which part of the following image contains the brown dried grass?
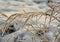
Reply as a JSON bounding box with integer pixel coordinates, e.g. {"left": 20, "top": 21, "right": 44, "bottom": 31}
{"left": 0, "top": 3, "right": 60, "bottom": 42}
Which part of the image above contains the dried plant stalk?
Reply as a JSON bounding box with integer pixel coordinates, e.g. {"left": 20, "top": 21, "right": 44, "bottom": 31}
{"left": 32, "top": 34, "right": 36, "bottom": 42}
{"left": 0, "top": 12, "right": 8, "bottom": 18}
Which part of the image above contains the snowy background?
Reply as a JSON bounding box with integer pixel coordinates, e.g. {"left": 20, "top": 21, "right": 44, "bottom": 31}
{"left": 0, "top": 0, "right": 59, "bottom": 14}
{"left": 0, "top": 0, "right": 55, "bottom": 15}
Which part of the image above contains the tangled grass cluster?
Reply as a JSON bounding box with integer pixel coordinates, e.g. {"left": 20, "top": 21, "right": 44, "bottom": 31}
{"left": 0, "top": 3, "right": 60, "bottom": 42}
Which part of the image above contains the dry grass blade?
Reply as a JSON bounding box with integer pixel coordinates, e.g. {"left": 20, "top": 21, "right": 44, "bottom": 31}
{"left": 43, "top": 24, "right": 46, "bottom": 34}
{"left": 22, "top": 15, "right": 31, "bottom": 27}
{"left": 38, "top": 14, "right": 43, "bottom": 21}
{"left": 36, "top": 15, "right": 37, "bottom": 25}
{"left": 5, "top": 14, "right": 24, "bottom": 23}
{"left": 48, "top": 3, "right": 60, "bottom": 8}
{"left": 27, "top": 23, "right": 38, "bottom": 32}
{"left": 49, "top": 16, "right": 52, "bottom": 25}
{"left": 44, "top": 15, "right": 47, "bottom": 24}
{"left": 32, "top": 34, "right": 36, "bottom": 42}
{"left": 45, "top": 13, "right": 60, "bottom": 22}
{"left": 5, "top": 14, "right": 17, "bottom": 23}
{"left": 49, "top": 8, "right": 54, "bottom": 25}
{"left": 51, "top": 13, "right": 58, "bottom": 21}
{"left": 0, "top": 12, "right": 8, "bottom": 18}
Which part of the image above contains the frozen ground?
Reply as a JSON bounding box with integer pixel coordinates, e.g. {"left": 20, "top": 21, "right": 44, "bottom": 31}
{"left": 0, "top": 0, "right": 60, "bottom": 42}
